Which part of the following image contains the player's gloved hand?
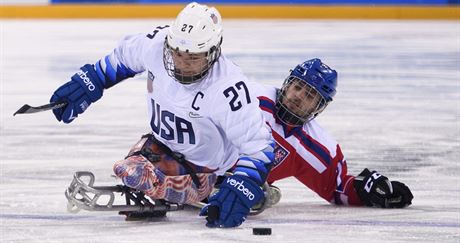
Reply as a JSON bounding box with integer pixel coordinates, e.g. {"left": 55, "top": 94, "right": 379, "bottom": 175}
{"left": 50, "top": 64, "right": 104, "bottom": 123}
{"left": 199, "top": 174, "right": 264, "bottom": 228}
{"left": 354, "top": 168, "right": 413, "bottom": 208}
{"left": 387, "top": 180, "right": 413, "bottom": 208}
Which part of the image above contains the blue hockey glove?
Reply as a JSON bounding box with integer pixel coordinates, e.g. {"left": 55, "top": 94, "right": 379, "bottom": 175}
{"left": 50, "top": 64, "right": 104, "bottom": 123}
{"left": 200, "top": 174, "right": 264, "bottom": 228}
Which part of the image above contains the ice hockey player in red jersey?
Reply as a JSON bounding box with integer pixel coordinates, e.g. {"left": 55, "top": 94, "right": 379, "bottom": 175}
{"left": 257, "top": 58, "right": 413, "bottom": 208}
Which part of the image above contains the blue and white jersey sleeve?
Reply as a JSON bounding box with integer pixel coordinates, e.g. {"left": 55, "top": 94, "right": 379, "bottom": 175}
{"left": 94, "top": 33, "right": 150, "bottom": 89}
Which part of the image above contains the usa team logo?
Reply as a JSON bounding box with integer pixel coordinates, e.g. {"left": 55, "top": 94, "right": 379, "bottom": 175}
{"left": 273, "top": 142, "right": 289, "bottom": 167}
{"left": 147, "top": 71, "right": 155, "bottom": 93}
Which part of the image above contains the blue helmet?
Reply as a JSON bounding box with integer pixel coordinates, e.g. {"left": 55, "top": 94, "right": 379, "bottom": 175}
{"left": 276, "top": 58, "right": 338, "bottom": 126}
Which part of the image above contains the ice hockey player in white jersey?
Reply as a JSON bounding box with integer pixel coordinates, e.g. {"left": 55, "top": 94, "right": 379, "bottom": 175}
{"left": 49, "top": 2, "right": 274, "bottom": 228}
{"left": 254, "top": 58, "right": 413, "bottom": 208}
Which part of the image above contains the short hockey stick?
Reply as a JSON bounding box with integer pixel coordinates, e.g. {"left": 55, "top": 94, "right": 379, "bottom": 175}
{"left": 13, "top": 100, "right": 68, "bottom": 116}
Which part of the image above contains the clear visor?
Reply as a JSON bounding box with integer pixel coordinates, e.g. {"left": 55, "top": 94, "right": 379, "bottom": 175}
{"left": 277, "top": 76, "right": 328, "bottom": 126}
{"left": 163, "top": 40, "right": 220, "bottom": 84}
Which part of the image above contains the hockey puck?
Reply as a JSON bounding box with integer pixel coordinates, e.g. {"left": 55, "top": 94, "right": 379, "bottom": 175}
{"left": 253, "top": 227, "right": 272, "bottom": 235}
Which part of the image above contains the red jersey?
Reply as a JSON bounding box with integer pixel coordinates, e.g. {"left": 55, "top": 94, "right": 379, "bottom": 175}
{"left": 256, "top": 85, "right": 362, "bottom": 206}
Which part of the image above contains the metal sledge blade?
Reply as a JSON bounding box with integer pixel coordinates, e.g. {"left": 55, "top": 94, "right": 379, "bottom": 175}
{"left": 65, "top": 171, "right": 185, "bottom": 214}
{"left": 13, "top": 101, "right": 67, "bottom": 116}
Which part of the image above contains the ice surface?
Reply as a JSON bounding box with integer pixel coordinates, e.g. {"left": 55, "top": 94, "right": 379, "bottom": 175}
{"left": 1, "top": 19, "right": 459, "bottom": 243}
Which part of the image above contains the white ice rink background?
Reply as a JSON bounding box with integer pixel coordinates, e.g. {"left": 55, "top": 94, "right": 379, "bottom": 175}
{"left": 1, "top": 19, "right": 459, "bottom": 242}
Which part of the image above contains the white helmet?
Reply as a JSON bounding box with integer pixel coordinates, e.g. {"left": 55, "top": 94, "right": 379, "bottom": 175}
{"left": 163, "top": 2, "right": 223, "bottom": 84}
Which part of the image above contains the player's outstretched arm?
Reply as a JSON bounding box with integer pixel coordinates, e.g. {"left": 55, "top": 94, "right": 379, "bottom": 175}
{"left": 49, "top": 34, "right": 145, "bottom": 123}
{"left": 49, "top": 58, "right": 137, "bottom": 124}
{"left": 354, "top": 168, "right": 413, "bottom": 208}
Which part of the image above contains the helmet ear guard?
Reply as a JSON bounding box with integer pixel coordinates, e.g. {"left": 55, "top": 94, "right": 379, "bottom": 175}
{"left": 276, "top": 58, "right": 338, "bottom": 126}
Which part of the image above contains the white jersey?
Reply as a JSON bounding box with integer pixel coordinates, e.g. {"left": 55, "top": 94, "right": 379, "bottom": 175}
{"left": 100, "top": 27, "right": 272, "bottom": 175}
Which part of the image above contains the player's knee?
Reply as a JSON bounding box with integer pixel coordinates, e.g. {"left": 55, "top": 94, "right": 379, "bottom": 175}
{"left": 113, "top": 156, "right": 158, "bottom": 191}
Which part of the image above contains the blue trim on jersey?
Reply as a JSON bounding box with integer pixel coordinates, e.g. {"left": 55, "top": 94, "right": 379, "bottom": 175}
{"left": 293, "top": 130, "right": 332, "bottom": 165}
{"left": 263, "top": 147, "right": 275, "bottom": 163}
{"left": 94, "top": 55, "right": 137, "bottom": 89}
{"left": 104, "top": 55, "right": 117, "bottom": 82}
{"left": 234, "top": 156, "right": 271, "bottom": 185}
{"left": 336, "top": 181, "right": 344, "bottom": 191}
{"left": 234, "top": 167, "right": 263, "bottom": 184}
{"left": 117, "top": 61, "right": 137, "bottom": 82}
{"left": 259, "top": 97, "right": 275, "bottom": 112}
{"left": 95, "top": 61, "right": 107, "bottom": 87}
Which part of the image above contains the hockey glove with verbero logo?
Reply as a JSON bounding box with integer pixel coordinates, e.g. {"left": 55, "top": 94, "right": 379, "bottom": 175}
{"left": 200, "top": 174, "right": 264, "bottom": 228}
{"left": 50, "top": 64, "right": 104, "bottom": 123}
{"left": 354, "top": 168, "right": 413, "bottom": 208}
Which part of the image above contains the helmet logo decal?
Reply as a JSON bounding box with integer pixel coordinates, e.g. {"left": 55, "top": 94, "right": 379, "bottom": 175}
{"left": 210, "top": 13, "right": 218, "bottom": 24}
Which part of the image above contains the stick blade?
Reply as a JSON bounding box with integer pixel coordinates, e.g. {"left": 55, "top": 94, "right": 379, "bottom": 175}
{"left": 13, "top": 101, "right": 67, "bottom": 116}
{"left": 13, "top": 104, "right": 33, "bottom": 116}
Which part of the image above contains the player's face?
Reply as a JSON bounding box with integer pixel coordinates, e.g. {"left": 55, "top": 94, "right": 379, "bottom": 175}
{"left": 282, "top": 78, "right": 322, "bottom": 118}
{"left": 171, "top": 50, "right": 208, "bottom": 76}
